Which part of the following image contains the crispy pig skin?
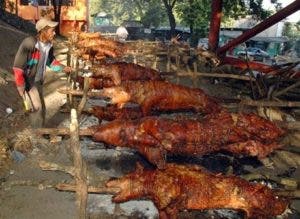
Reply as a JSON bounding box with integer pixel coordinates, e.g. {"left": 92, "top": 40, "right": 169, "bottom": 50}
{"left": 77, "top": 62, "right": 162, "bottom": 89}
{"left": 101, "top": 80, "right": 222, "bottom": 115}
{"left": 106, "top": 163, "right": 288, "bottom": 219}
{"left": 93, "top": 112, "right": 284, "bottom": 167}
{"left": 76, "top": 76, "right": 115, "bottom": 89}
{"left": 76, "top": 37, "right": 125, "bottom": 50}
{"left": 91, "top": 62, "right": 162, "bottom": 84}
{"left": 88, "top": 105, "right": 143, "bottom": 121}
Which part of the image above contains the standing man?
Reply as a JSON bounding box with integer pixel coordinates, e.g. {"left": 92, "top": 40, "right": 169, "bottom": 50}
{"left": 13, "top": 18, "right": 72, "bottom": 128}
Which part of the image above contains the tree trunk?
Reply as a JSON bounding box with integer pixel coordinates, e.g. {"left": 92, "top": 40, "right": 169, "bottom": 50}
{"left": 162, "top": 0, "right": 176, "bottom": 37}
{"left": 189, "top": 0, "right": 194, "bottom": 34}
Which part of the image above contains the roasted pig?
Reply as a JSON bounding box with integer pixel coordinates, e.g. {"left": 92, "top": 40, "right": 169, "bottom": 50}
{"left": 76, "top": 76, "right": 115, "bottom": 89}
{"left": 87, "top": 105, "right": 143, "bottom": 121}
{"left": 106, "top": 163, "right": 288, "bottom": 219}
{"left": 92, "top": 112, "right": 284, "bottom": 167}
{"left": 77, "top": 32, "right": 102, "bottom": 40}
{"left": 76, "top": 37, "right": 125, "bottom": 51}
{"left": 100, "top": 80, "right": 222, "bottom": 115}
{"left": 90, "top": 62, "right": 162, "bottom": 85}
{"left": 77, "top": 45, "right": 124, "bottom": 59}
{"left": 76, "top": 62, "right": 162, "bottom": 89}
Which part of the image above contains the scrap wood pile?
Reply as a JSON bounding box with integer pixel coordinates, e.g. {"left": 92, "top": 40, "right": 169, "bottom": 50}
{"left": 35, "top": 31, "right": 300, "bottom": 218}
{"left": 219, "top": 56, "right": 300, "bottom": 107}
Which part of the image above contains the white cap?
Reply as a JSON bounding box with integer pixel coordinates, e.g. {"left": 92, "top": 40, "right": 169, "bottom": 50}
{"left": 36, "top": 18, "right": 58, "bottom": 32}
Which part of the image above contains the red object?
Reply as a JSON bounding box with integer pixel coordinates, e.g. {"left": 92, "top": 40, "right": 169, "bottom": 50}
{"left": 217, "top": 0, "right": 300, "bottom": 55}
{"left": 101, "top": 80, "right": 222, "bottom": 115}
{"left": 13, "top": 67, "right": 25, "bottom": 86}
{"left": 93, "top": 111, "right": 284, "bottom": 167}
{"left": 106, "top": 163, "right": 288, "bottom": 218}
{"left": 208, "top": 0, "right": 223, "bottom": 52}
{"left": 222, "top": 56, "right": 276, "bottom": 73}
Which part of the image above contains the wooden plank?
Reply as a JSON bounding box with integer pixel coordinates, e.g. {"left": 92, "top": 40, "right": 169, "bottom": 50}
{"left": 77, "top": 77, "right": 90, "bottom": 116}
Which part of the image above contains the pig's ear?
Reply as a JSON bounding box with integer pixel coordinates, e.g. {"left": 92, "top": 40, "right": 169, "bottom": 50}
{"left": 135, "top": 162, "right": 144, "bottom": 173}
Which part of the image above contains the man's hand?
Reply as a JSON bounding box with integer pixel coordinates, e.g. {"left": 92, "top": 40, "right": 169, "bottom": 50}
{"left": 63, "top": 66, "right": 73, "bottom": 74}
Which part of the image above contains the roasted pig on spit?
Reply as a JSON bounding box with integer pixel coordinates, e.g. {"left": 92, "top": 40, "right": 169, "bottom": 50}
{"left": 76, "top": 62, "right": 162, "bottom": 88}
{"left": 76, "top": 76, "right": 115, "bottom": 89}
{"left": 92, "top": 111, "right": 284, "bottom": 167}
{"left": 74, "top": 32, "right": 127, "bottom": 59}
{"left": 77, "top": 45, "right": 124, "bottom": 59}
{"left": 90, "top": 62, "right": 162, "bottom": 85}
{"left": 87, "top": 105, "right": 143, "bottom": 121}
{"left": 76, "top": 37, "right": 126, "bottom": 51}
{"left": 100, "top": 80, "right": 222, "bottom": 115}
{"left": 77, "top": 32, "right": 102, "bottom": 39}
{"left": 106, "top": 163, "right": 288, "bottom": 219}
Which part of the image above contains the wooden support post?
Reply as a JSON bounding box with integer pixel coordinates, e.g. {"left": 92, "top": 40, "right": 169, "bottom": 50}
{"left": 152, "top": 56, "right": 158, "bottom": 70}
{"left": 175, "top": 55, "right": 180, "bottom": 67}
{"left": 66, "top": 74, "right": 74, "bottom": 108}
{"left": 77, "top": 77, "right": 90, "bottom": 117}
{"left": 67, "top": 51, "right": 79, "bottom": 108}
{"left": 70, "top": 109, "right": 88, "bottom": 219}
{"left": 166, "top": 47, "right": 171, "bottom": 72}
{"left": 193, "top": 62, "right": 197, "bottom": 73}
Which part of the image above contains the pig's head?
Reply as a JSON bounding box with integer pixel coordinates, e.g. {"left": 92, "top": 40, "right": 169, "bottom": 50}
{"left": 101, "top": 86, "right": 131, "bottom": 105}
{"left": 93, "top": 65, "right": 121, "bottom": 84}
{"left": 106, "top": 163, "right": 150, "bottom": 202}
{"left": 92, "top": 120, "right": 133, "bottom": 146}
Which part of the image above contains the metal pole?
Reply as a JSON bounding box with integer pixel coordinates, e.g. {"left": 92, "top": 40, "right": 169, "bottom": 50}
{"left": 208, "top": 0, "right": 223, "bottom": 52}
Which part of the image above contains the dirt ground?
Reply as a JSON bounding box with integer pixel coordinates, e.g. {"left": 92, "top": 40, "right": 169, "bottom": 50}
{"left": 0, "top": 20, "right": 300, "bottom": 219}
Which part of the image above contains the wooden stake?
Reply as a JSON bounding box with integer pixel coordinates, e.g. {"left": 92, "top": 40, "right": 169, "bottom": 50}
{"left": 34, "top": 127, "right": 95, "bottom": 136}
{"left": 56, "top": 183, "right": 119, "bottom": 194}
{"left": 39, "top": 161, "right": 75, "bottom": 177}
{"left": 77, "top": 77, "right": 90, "bottom": 117}
{"left": 70, "top": 109, "right": 88, "bottom": 219}
{"left": 58, "top": 88, "right": 105, "bottom": 97}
